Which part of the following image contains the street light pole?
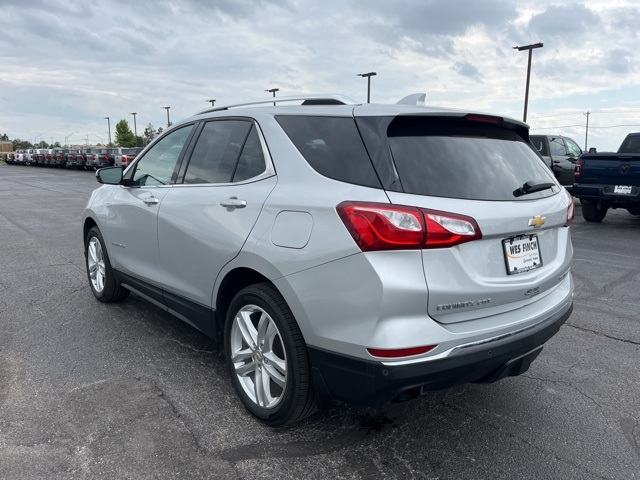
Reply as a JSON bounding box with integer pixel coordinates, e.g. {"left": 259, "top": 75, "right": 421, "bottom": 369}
{"left": 129, "top": 112, "right": 138, "bottom": 146}
{"left": 265, "top": 88, "right": 279, "bottom": 106}
{"left": 206, "top": 99, "right": 216, "bottom": 106}
{"left": 65, "top": 131, "right": 79, "bottom": 147}
{"left": 34, "top": 133, "right": 45, "bottom": 147}
{"left": 162, "top": 106, "right": 171, "bottom": 128}
{"left": 357, "top": 72, "right": 377, "bottom": 103}
{"left": 103, "top": 117, "right": 111, "bottom": 145}
{"left": 584, "top": 111, "right": 590, "bottom": 151}
{"left": 513, "top": 43, "right": 543, "bottom": 123}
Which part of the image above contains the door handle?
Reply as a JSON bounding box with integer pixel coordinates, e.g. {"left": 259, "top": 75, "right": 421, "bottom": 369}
{"left": 142, "top": 196, "right": 159, "bottom": 205}
{"left": 220, "top": 197, "right": 247, "bottom": 208}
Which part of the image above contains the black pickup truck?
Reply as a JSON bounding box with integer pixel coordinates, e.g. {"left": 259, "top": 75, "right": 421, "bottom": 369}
{"left": 573, "top": 132, "right": 640, "bottom": 222}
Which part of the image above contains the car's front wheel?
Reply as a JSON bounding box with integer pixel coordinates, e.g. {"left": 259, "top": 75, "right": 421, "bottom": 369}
{"left": 85, "top": 226, "right": 129, "bottom": 302}
{"left": 224, "top": 283, "right": 316, "bottom": 426}
{"left": 582, "top": 199, "right": 608, "bottom": 222}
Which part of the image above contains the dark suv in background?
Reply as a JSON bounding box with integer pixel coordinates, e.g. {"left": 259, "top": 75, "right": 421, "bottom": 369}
{"left": 530, "top": 135, "right": 582, "bottom": 191}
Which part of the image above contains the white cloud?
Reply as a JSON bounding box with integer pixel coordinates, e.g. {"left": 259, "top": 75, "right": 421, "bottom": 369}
{"left": 0, "top": 0, "right": 639, "bottom": 152}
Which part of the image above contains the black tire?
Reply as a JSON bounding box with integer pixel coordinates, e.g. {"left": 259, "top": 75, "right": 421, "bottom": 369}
{"left": 224, "top": 283, "right": 316, "bottom": 426}
{"left": 85, "top": 226, "right": 129, "bottom": 302}
{"left": 582, "top": 199, "right": 608, "bottom": 222}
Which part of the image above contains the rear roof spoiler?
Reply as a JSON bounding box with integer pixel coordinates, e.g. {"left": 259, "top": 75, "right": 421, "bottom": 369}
{"left": 396, "top": 93, "right": 426, "bottom": 106}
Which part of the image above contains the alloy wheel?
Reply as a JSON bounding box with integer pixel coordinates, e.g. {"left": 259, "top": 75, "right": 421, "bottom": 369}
{"left": 230, "top": 305, "right": 287, "bottom": 409}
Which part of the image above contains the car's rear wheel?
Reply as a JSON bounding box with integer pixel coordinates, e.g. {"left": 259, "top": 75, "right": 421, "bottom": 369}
{"left": 85, "top": 226, "right": 129, "bottom": 302}
{"left": 224, "top": 283, "right": 316, "bottom": 426}
{"left": 582, "top": 199, "right": 608, "bottom": 222}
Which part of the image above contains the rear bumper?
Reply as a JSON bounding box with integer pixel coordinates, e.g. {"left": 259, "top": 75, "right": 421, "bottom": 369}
{"left": 308, "top": 301, "right": 572, "bottom": 408}
{"left": 572, "top": 183, "right": 640, "bottom": 203}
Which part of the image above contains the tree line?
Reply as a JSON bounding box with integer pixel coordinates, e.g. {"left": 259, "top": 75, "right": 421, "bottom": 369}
{"left": 2, "top": 120, "right": 167, "bottom": 151}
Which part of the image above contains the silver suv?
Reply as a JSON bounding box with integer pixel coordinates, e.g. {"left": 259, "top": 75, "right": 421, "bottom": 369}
{"left": 83, "top": 94, "right": 574, "bottom": 426}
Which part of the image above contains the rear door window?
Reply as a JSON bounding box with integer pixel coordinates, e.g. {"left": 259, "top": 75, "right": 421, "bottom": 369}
{"left": 381, "top": 116, "right": 556, "bottom": 201}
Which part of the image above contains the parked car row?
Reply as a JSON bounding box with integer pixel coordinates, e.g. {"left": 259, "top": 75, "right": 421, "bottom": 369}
{"left": 1, "top": 147, "right": 143, "bottom": 169}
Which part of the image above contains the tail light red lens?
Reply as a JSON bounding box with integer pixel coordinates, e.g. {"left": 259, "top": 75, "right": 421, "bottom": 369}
{"left": 336, "top": 202, "right": 482, "bottom": 251}
{"left": 336, "top": 202, "right": 424, "bottom": 251}
{"left": 122, "top": 155, "right": 127, "bottom": 163}
{"left": 423, "top": 209, "right": 482, "bottom": 248}
{"left": 566, "top": 197, "right": 575, "bottom": 226}
{"left": 464, "top": 114, "right": 502, "bottom": 124}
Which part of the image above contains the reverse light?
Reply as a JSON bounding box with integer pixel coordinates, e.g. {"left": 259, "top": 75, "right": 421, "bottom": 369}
{"left": 423, "top": 209, "right": 482, "bottom": 248}
{"left": 367, "top": 345, "right": 437, "bottom": 358}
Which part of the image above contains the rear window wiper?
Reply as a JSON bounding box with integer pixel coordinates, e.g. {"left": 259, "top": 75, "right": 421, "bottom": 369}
{"left": 513, "top": 180, "right": 556, "bottom": 197}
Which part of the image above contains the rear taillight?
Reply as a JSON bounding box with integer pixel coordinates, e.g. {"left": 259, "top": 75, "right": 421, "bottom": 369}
{"left": 575, "top": 159, "right": 582, "bottom": 179}
{"left": 92, "top": 154, "right": 96, "bottom": 160}
{"left": 565, "top": 196, "right": 575, "bottom": 226}
{"left": 122, "top": 155, "right": 127, "bottom": 163}
{"left": 336, "top": 202, "right": 482, "bottom": 251}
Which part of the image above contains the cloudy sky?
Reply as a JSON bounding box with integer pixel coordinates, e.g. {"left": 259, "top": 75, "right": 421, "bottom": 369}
{"left": 2, "top": 0, "right": 639, "bottom": 151}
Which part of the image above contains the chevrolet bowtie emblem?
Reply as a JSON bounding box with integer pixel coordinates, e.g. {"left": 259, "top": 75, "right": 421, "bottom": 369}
{"left": 528, "top": 215, "right": 546, "bottom": 228}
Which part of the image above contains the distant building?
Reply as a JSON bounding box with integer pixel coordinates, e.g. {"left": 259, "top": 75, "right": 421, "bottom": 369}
{"left": 0, "top": 141, "right": 13, "bottom": 152}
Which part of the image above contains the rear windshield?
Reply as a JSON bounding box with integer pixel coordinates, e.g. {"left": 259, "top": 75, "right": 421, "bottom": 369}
{"left": 618, "top": 135, "right": 640, "bottom": 154}
{"left": 383, "top": 117, "right": 556, "bottom": 201}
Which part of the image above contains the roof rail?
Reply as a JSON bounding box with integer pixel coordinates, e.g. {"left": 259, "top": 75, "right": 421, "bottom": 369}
{"left": 397, "top": 93, "right": 426, "bottom": 106}
{"left": 197, "top": 93, "right": 358, "bottom": 115}
{"left": 196, "top": 94, "right": 358, "bottom": 115}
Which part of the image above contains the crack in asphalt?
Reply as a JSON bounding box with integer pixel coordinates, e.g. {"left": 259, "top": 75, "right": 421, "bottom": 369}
{"left": 571, "top": 267, "right": 640, "bottom": 301}
{"left": 215, "top": 431, "right": 366, "bottom": 462}
{"left": 522, "top": 374, "right": 607, "bottom": 415}
{"left": 431, "top": 400, "right": 612, "bottom": 480}
{"left": 565, "top": 323, "right": 640, "bottom": 346}
{"left": 620, "top": 417, "right": 640, "bottom": 460}
{"left": 572, "top": 302, "right": 640, "bottom": 322}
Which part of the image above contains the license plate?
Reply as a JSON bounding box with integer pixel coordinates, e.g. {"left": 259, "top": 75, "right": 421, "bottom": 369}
{"left": 614, "top": 185, "right": 632, "bottom": 194}
{"left": 503, "top": 235, "right": 542, "bottom": 275}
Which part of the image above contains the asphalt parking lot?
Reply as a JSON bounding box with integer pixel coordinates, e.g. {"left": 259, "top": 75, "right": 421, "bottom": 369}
{"left": 1, "top": 165, "right": 639, "bottom": 480}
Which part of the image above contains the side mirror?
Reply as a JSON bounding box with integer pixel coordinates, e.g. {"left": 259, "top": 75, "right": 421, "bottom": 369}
{"left": 96, "top": 166, "right": 123, "bottom": 185}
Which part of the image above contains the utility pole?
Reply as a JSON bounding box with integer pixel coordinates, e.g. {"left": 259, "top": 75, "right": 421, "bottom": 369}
{"left": 103, "top": 117, "right": 111, "bottom": 146}
{"left": 265, "top": 88, "right": 279, "bottom": 106}
{"left": 162, "top": 106, "right": 171, "bottom": 128}
{"left": 357, "top": 72, "right": 377, "bottom": 103}
{"left": 206, "top": 99, "right": 216, "bottom": 106}
{"left": 129, "top": 112, "right": 138, "bottom": 147}
{"left": 513, "top": 43, "right": 543, "bottom": 123}
{"left": 584, "top": 111, "right": 590, "bottom": 151}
